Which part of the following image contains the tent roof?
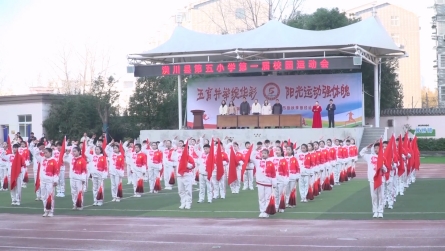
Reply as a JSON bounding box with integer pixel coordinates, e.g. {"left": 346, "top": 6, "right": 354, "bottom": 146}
{"left": 128, "top": 16, "right": 406, "bottom": 64}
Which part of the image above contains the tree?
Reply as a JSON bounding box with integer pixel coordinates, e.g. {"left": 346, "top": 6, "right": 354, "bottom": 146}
{"left": 89, "top": 76, "right": 120, "bottom": 134}
{"left": 128, "top": 76, "right": 186, "bottom": 130}
{"left": 198, "top": 0, "right": 304, "bottom": 34}
{"left": 286, "top": 8, "right": 404, "bottom": 117}
{"left": 42, "top": 95, "right": 102, "bottom": 140}
{"left": 421, "top": 86, "right": 439, "bottom": 108}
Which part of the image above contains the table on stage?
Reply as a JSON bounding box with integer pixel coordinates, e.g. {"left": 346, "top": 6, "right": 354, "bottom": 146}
{"left": 217, "top": 114, "right": 302, "bottom": 128}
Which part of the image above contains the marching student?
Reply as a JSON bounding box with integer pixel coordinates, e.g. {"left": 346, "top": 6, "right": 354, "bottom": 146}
{"left": 360, "top": 141, "right": 387, "bottom": 218}
{"left": 18, "top": 141, "right": 31, "bottom": 188}
{"left": 0, "top": 143, "right": 8, "bottom": 191}
{"left": 284, "top": 146, "right": 299, "bottom": 207}
{"left": 105, "top": 141, "right": 125, "bottom": 201}
{"left": 242, "top": 141, "right": 257, "bottom": 190}
{"left": 158, "top": 140, "right": 176, "bottom": 190}
{"left": 29, "top": 141, "right": 46, "bottom": 200}
{"left": 126, "top": 142, "right": 147, "bottom": 198}
{"left": 85, "top": 144, "right": 108, "bottom": 206}
{"left": 176, "top": 141, "right": 196, "bottom": 209}
{"left": 251, "top": 148, "right": 276, "bottom": 218}
{"left": 212, "top": 140, "right": 229, "bottom": 200}
{"left": 143, "top": 141, "right": 163, "bottom": 193}
{"left": 296, "top": 144, "right": 311, "bottom": 202}
{"left": 64, "top": 147, "right": 87, "bottom": 210}
{"left": 39, "top": 148, "right": 59, "bottom": 217}
{"left": 197, "top": 143, "right": 212, "bottom": 203}
{"left": 122, "top": 140, "right": 135, "bottom": 185}
{"left": 229, "top": 142, "right": 244, "bottom": 194}
{"left": 269, "top": 146, "right": 289, "bottom": 212}
{"left": 5, "top": 144, "right": 26, "bottom": 206}
{"left": 53, "top": 142, "right": 66, "bottom": 197}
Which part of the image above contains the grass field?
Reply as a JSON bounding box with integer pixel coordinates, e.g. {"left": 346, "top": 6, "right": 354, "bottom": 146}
{"left": 420, "top": 156, "right": 445, "bottom": 164}
{"left": 0, "top": 177, "right": 444, "bottom": 220}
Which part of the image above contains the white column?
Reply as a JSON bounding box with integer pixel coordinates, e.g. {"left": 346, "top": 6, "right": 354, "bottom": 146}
{"left": 178, "top": 75, "right": 182, "bottom": 130}
{"left": 374, "top": 64, "right": 379, "bottom": 127}
{"left": 362, "top": 84, "right": 365, "bottom": 127}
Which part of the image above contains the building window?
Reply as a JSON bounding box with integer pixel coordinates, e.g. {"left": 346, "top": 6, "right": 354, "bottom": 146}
{"left": 441, "top": 86, "right": 445, "bottom": 102}
{"left": 18, "top": 115, "right": 32, "bottom": 137}
{"left": 439, "top": 54, "right": 445, "bottom": 69}
{"left": 391, "top": 16, "right": 399, "bottom": 26}
{"left": 235, "top": 8, "right": 245, "bottom": 19}
{"left": 437, "top": 21, "right": 445, "bottom": 35}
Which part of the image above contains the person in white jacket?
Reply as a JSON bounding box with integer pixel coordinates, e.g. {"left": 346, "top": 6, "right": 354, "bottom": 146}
{"left": 122, "top": 141, "right": 135, "bottom": 185}
{"left": 175, "top": 141, "right": 196, "bottom": 209}
{"left": 158, "top": 139, "right": 177, "bottom": 190}
{"left": 85, "top": 144, "right": 108, "bottom": 206}
{"left": 0, "top": 143, "right": 8, "bottom": 191}
{"left": 219, "top": 100, "right": 228, "bottom": 115}
{"left": 142, "top": 141, "right": 163, "bottom": 193}
{"left": 295, "top": 144, "right": 310, "bottom": 202}
{"left": 261, "top": 100, "right": 272, "bottom": 115}
{"left": 360, "top": 142, "right": 387, "bottom": 218}
{"left": 29, "top": 141, "right": 46, "bottom": 201}
{"left": 52, "top": 142, "right": 66, "bottom": 197}
{"left": 105, "top": 141, "right": 125, "bottom": 201}
{"left": 251, "top": 99, "right": 261, "bottom": 115}
{"left": 39, "top": 148, "right": 59, "bottom": 217}
{"left": 268, "top": 146, "right": 289, "bottom": 212}
{"left": 196, "top": 143, "right": 212, "bottom": 203}
{"left": 251, "top": 148, "right": 277, "bottom": 218}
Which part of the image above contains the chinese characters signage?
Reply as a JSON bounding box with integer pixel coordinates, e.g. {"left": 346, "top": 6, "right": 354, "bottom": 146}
{"left": 134, "top": 57, "right": 360, "bottom": 77}
{"left": 187, "top": 73, "right": 363, "bottom": 128}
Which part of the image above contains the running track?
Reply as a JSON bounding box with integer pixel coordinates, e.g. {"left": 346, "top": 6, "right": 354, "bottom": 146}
{"left": 2, "top": 163, "right": 443, "bottom": 251}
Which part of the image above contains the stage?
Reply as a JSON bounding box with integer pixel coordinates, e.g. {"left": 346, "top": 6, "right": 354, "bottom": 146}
{"left": 140, "top": 127, "right": 364, "bottom": 147}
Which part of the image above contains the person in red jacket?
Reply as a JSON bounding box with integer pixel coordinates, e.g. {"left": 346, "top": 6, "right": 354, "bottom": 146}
{"left": 229, "top": 142, "right": 245, "bottom": 194}
{"left": 176, "top": 142, "right": 196, "bottom": 209}
{"left": 284, "top": 146, "right": 299, "bottom": 207}
{"left": 251, "top": 149, "right": 276, "bottom": 218}
{"left": 64, "top": 147, "right": 87, "bottom": 210}
{"left": 5, "top": 144, "right": 26, "bottom": 206}
{"left": 39, "top": 148, "right": 59, "bottom": 217}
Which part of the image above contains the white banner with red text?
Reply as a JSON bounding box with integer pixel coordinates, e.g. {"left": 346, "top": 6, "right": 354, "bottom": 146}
{"left": 186, "top": 73, "right": 362, "bottom": 128}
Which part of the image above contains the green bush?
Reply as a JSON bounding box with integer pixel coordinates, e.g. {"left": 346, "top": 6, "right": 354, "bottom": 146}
{"left": 417, "top": 138, "right": 445, "bottom": 151}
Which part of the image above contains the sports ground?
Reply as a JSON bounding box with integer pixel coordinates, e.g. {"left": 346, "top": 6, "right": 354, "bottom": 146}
{"left": 0, "top": 157, "right": 444, "bottom": 250}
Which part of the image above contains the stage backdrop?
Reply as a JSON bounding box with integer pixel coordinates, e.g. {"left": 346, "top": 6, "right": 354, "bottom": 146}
{"left": 186, "top": 73, "right": 363, "bottom": 128}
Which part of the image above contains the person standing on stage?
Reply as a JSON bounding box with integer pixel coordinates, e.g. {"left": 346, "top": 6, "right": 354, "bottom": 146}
{"left": 251, "top": 99, "right": 261, "bottom": 115}
{"left": 228, "top": 101, "right": 237, "bottom": 115}
{"left": 239, "top": 98, "right": 250, "bottom": 115}
{"left": 326, "top": 99, "right": 336, "bottom": 128}
{"left": 272, "top": 99, "right": 283, "bottom": 115}
{"left": 219, "top": 100, "right": 228, "bottom": 116}
{"left": 312, "top": 101, "right": 322, "bottom": 128}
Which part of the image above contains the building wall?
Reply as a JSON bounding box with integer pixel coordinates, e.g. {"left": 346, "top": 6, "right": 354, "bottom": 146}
{"left": 365, "top": 115, "right": 445, "bottom": 138}
{"left": 0, "top": 102, "right": 48, "bottom": 141}
{"left": 434, "top": 1, "right": 445, "bottom": 107}
{"left": 347, "top": 4, "right": 422, "bottom": 109}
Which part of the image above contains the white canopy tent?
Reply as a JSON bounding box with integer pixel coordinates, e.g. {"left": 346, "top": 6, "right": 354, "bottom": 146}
{"left": 128, "top": 16, "right": 407, "bottom": 129}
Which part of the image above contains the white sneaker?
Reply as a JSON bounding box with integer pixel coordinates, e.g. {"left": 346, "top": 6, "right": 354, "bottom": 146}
{"left": 197, "top": 200, "right": 203, "bottom": 203}
{"left": 154, "top": 191, "right": 158, "bottom": 194}
{"left": 249, "top": 188, "right": 254, "bottom": 190}
{"left": 16, "top": 202, "right": 20, "bottom": 206}
{"left": 77, "top": 207, "right": 83, "bottom": 211}
{"left": 97, "top": 203, "right": 103, "bottom": 206}
{"left": 185, "top": 206, "right": 190, "bottom": 210}
{"left": 378, "top": 213, "right": 383, "bottom": 218}
{"left": 165, "top": 187, "right": 172, "bottom": 190}
{"left": 116, "top": 198, "right": 120, "bottom": 202}
{"left": 93, "top": 202, "right": 98, "bottom": 206}
{"left": 42, "top": 212, "right": 48, "bottom": 217}
{"left": 179, "top": 204, "right": 185, "bottom": 209}
{"left": 60, "top": 193, "right": 65, "bottom": 198}
{"left": 242, "top": 187, "right": 247, "bottom": 190}
{"left": 72, "top": 206, "right": 77, "bottom": 210}
{"left": 388, "top": 205, "right": 393, "bottom": 209}
{"left": 35, "top": 198, "right": 39, "bottom": 201}
{"left": 373, "top": 213, "right": 378, "bottom": 218}
{"left": 48, "top": 212, "right": 54, "bottom": 217}
{"left": 279, "top": 209, "right": 284, "bottom": 213}
{"left": 259, "top": 213, "right": 265, "bottom": 218}
{"left": 264, "top": 213, "right": 269, "bottom": 218}
{"left": 112, "top": 198, "right": 116, "bottom": 202}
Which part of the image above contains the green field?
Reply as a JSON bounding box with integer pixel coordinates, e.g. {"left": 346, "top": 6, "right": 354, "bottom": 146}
{"left": 420, "top": 156, "right": 445, "bottom": 164}
{"left": 0, "top": 177, "right": 444, "bottom": 220}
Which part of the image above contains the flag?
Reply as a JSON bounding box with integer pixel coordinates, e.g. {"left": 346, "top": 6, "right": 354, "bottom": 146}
{"left": 154, "top": 177, "right": 161, "bottom": 191}
{"left": 266, "top": 192, "right": 276, "bottom": 215}
{"left": 279, "top": 192, "right": 286, "bottom": 210}
{"left": 10, "top": 153, "right": 23, "bottom": 190}
{"left": 76, "top": 191, "right": 83, "bottom": 208}
{"left": 241, "top": 145, "right": 253, "bottom": 182}
{"left": 117, "top": 182, "right": 123, "bottom": 198}
{"left": 205, "top": 138, "right": 214, "bottom": 181}
{"left": 289, "top": 188, "right": 297, "bottom": 207}
{"left": 178, "top": 141, "right": 189, "bottom": 176}
{"left": 397, "top": 134, "right": 405, "bottom": 176}
{"left": 412, "top": 136, "right": 420, "bottom": 170}
{"left": 169, "top": 171, "right": 175, "bottom": 185}
{"left": 35, "top": 163, "right": 41, "bottom": 193}
{"left": 45, "top": 193, "right": 52, "bottom": 210}
{"left": 227, "top": 147, "right": 238, "bottom": 186}
{"left": 6, "top": 136, "right": 12, "bottom": 154}
{"left": 3, "top": 176, "right": 8, "bottom": 190}
{"left": 373, "top": 138, "right": 384, "bottom": 190}
{"left": 58, "top": 137, "right": 66, "bottom": 172}
{"left": 96, "top": 186, "right": 104, "bottom": 200}
{"left": 23, "top": 171, "right": 29, "bottom": 183}
{"left": 215, "top": 140, "right": 224, "bottom": 181}
{"left": 136, "top": 179, "right": 144, "bottom": 193}
{"left": 384, "top": 134, "right": 395, "bottom": 180}
{"left": 102, "top": 136, "right": 107, "bottom": 157}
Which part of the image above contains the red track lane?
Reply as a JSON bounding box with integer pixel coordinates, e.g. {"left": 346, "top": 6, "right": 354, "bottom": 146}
{"left": 0, "top": 215, "right": 444, "bottom": 251}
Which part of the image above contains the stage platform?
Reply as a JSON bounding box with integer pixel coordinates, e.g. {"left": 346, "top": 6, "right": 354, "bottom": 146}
{"left": 140, "top": 127, "right": 364, "bottom": 147}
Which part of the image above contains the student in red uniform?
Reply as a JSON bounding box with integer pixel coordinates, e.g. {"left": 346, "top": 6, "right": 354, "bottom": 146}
{"left": 85, "top": 145, "right": 108, "bottom": 206}
{"left": 105, "top": 141, "right": 125, "bottom": 200}
{"left": 269, "top": 146, "right": 289, "bottom": 212}
{"left": 176, "top": 142, "right": 196, "bottom": 209}
{"left": 230, "top": 142, "right": 245, "bottom": 194}
{"left": 64, "top": 146, "right": 87, "bottom": 210}
{"left": 39, "top": 148, "right": 59, "bottom": 217}
{"left": 296, "top": 144, "right": 310, "bottom": 202}
{"left": 5, "top": 144, "right": 26, "bottom": 205}
{"left": 142, "top": 141, "right": 163, "bottom": 193}
{"left": 251, "top": 149, "right": 276, "bottom": 218}
{"left": 284, "top": 146, "right": 299, "bottom": 207}
{"left": 128, "top": 143, "right": 147, "bottom": 198}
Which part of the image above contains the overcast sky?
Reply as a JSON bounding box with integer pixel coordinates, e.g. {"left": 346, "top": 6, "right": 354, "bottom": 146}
{"left": 0, "top": 0, "right": 436, "bottom": 94}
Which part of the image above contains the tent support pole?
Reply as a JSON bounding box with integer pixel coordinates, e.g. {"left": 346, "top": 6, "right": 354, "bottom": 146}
{"left": 374, "top": 63, "right": 379, "bottom": 128}
{"left": 178, "top": 75, "right": 182, "bottom": 130}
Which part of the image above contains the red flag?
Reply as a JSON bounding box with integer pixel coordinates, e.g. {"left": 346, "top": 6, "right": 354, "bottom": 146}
{"left": 154, "top": 177, "right": 161, "bottom": 191}
{"left": 76, "top": 191, "right": 83, "bottom": 208}
{"left": 215, "top": 140, "right": 224, "bottom": 181}
{"left": 102, "top": 136, "right": 107, "bottom": 157}
{"left": 35, "top": 163, "right": 41, "bottom": 193}
{"left": 266, "top": 192, "right": 276, "bottom": 215}
{"left": 6, "top": 136, "right": 12, "bottom": 154}
{"left": 227, "top": 146, "right": 238, "bottom": 186}
{"left": 45, "top": 193, "right": 52, "bottom": 210}
{"left": 136, "top": 179, "right": 144, "bottom": 193}
{"left": 205, "top": 138, "right": 214, "bottom": 181}
{"left": 178, "top": 141, "right": 189, "bottom": 176}
{"left": 412, "top": 136, "right": 420, "bottom": 170}
{"left": 3, "top": 176, "right": 8, "bottom": 190}
{"left": 373, "top": 138, "right": 384, "bottom": 190}
{"left": 384, "top": 135, "right": 395, "bottom": 180}
{"left": 241, "top": 145, "right": 253, "bottom": 182}
{"left": 96, "top": 186, "right": 104, "bottom": 200}
{"left": 169, "top": 171, "right": 175, "bottom": 185}
{"left": 397, "top": 134, "right": 405, "bottom": 176}
{"left": 10, "top": 153, "right": 24, "bottom": 190}
{"left": 23, "top": 171, "right": 29, "bottom": 183}
{"left": 58, "top": 137, "right": 66, "bottom": 172}
{"left": 117, "top": 182, "right": 123, "bottom": 198}
{"left": 279, "top": 192, "right": 286, "bottom": 210}
{"left": 288, "top": 188, "right": 297, "bottom": 207}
